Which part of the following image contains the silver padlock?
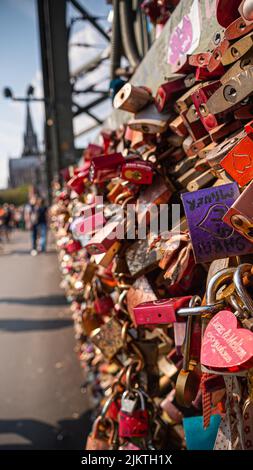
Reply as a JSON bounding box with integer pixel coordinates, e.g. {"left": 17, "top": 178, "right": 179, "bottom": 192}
{"left": 120, "top": 389, "right": 142, "bottom": 414}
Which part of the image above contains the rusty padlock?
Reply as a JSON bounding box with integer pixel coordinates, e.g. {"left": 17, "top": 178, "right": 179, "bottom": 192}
{"left": 86, "top": 416, "right": 116, "bottom": 450}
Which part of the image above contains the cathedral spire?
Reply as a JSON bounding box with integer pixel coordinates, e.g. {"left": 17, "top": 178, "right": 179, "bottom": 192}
{"left": 22, "top": 102, "right": 39, "bottom": 157}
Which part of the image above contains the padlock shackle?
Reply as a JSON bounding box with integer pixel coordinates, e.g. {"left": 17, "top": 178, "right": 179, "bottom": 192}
{"left": 234, "top": 264, "right": 253, "bottom": 314}
{"left": 91, "top": 415, "right": 115, "bottom": 442}
{"left": 177, "top": 302, "right": 224, "bottom": 317}
{"left": 206, "top": 267, "right": 236, "bottom": 304}
{"left": 101, "top": 392, "right": 119, "bottom": 419}
{"left": 126, "top": 360, "right": 143, "bottom": 390}
{"left": 121, "top": 388, "right": 146, "bottom": 410}
{"left": 118, "top": 289, "right": 129, "bottom": 315}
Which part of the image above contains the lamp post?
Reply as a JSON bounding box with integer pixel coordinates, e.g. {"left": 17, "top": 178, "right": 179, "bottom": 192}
{"left": 3, "top": 85, "right": 50, "bottom": 200}
{"left": 3, "top": 84, "right": 45, "bottom": 103}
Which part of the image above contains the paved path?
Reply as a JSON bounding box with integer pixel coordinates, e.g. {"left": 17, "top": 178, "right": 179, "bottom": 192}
{"left": 0, "top": 231, "right": 91, "bottom": 449}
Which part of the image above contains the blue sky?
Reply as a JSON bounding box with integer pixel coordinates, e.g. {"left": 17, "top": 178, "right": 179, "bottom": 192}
{"left": 0, "top": 0, "right": 112, "bottom": 189}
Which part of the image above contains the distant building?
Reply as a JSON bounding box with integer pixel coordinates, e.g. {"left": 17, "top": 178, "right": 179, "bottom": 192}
{"left": 8, "top": 103, "right": 47, "bottom": 195}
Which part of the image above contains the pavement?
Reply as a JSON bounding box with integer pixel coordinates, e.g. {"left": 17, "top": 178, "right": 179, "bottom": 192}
{"left": 0, "top": 230, "right": 92, "bottom": 449}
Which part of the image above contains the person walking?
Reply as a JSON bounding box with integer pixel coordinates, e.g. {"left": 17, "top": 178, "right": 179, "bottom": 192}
{"left": 37, "top": 198, "right": 48, "bottom": 253}
{"left": 30, "top": 197, "right": 39, "bottom": 256}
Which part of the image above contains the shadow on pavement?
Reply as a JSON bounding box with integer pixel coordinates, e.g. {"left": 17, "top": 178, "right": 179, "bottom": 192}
{"left": 0, "top": 295, "right": 67, "bottom": 307}
{"left": 0, "top": 249, "right": 56, "bottom": 256}
{"left": 0, "top": 411, "right": 92, "bottom": 450}
{"left": 0, "top": 318, "right": 72, "bottom": 332}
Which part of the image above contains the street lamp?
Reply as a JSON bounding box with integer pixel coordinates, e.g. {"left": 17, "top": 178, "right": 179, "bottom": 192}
{"left": 3, "top": 84, "right": 45, "bottom": 103}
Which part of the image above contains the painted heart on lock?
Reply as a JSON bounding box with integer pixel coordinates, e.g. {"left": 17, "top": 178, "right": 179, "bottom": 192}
{"left": 232, "top": 153, "right": 252, "bottom": 174}
{"left": 197, "top": 204, "right": 234, "bottom": 239}
{"left": 201, "top": 310, "right": 253, "bottom": 372}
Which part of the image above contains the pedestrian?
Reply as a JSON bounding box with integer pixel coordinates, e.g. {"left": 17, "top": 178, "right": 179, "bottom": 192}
{"left": 37, "top": 198, "right": 48, "bottom": 253}
{"left": 30, "top": 197, "right": 39, "bottom": 256}
{"left": 2, "top": 203, "right": 12, "bottom": 242}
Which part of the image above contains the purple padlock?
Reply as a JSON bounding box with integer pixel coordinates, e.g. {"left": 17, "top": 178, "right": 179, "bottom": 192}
{"left": 181, "top": 182, "right": 253, "bottom": 263}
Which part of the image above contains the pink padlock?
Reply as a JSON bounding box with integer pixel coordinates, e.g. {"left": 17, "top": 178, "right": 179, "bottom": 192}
{"left": 133, "top": 297, "right": 192, "bottom": 326}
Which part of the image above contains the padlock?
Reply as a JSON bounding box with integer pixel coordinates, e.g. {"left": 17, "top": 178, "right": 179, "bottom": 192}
{"left": 128, "top": 103, "right": 171, "bottom": 134}
{"left": 155, "top": 78, "right": 186, "bottom": 113}
{"left": 89, "top": 152, "right": 125, "bottom": 183}
{"left": 201, "top": 308, "right": 253, "bottom": 373}
{"left": 71, "top": 211, "right": 106, "bottom": 239}
{"left": 181, "top": 182, "right": 253, "bottom": 264}
{"left": 191, "top": 81, "right": 230, "bottom": 132}
{"left": 175, "top": 83, "right": 204, "bottom": 113}
{"left": 207, "top": 38, "right": 231, "bottom": 72}
{"left": 121, "top": 390, "right": 140, "bottom": 414}
{"left": 221, "top": 47, "right": 253, "bottom": 84}
{"left": 65, "top": 239, "right": 82, "bottom": 254}
{"left": 220, "top": 132, "right": 253, "bottom": 186}
{"left": 133, "top": 297, "right": 192, "bottom": 326}
{"left": 209, "top": 120, "right": 243, "bottom": 144}
{"left": 160, "top": 389, "right": 183, "bottom": 424}
{"left": 225, "top": 15, "right": 253, "bottom": 40}
{"left": 240, "top": 0, "right": 253, "bottom": 23}
{"left": 113, "top": 83, "right": 153, "bottom": 113}
{"left": 92, "top": 241, "right": 121, "bottom": 268}
{"left": 186, "top": 170, "right": 216, "bottom": 192}
{"left": 182, "top": 106, "right": 209, "bottom": 141}
{"left": 169, "top": 115, "right": 188, "bottom": 137}
{"left": 121, "top": 161, "right": 153, "bottom": 185}
{"left": 119, "top": 389, "right": 149, "bottom": 438}
{"left": 86, "top": 416, "right": 116, "bottom": 450}
{"left": 223, "top": 180, "right": 253, "bottom": 241}
{"left": 84, "top": 143, "right": 103, "bottom": 161}
{"left": 126, "top": 276, "right": 157, "bottom": 322}
{"left": 222, "top": 32, "right": 253, "bottom": 65}
{"left": 135, "top": 339, "right": 160, "bottom": 396}
{"left": 171, "top": 54, "right": 193, "bottom": 74}
{"left": 216, "top": 0, "right": 242, "bottom": 28}
{"left": 175, "top": 297, "right": 202, "bottom": 407}
{"left": 195, "top": 63, "right": 226, "bottom": 81}
{"left": 206, "top": 67, "right": 253, "bottom": 115}
{"left": 94, "top": 295, "right": 114, "bottom": 315}
{"left": 189, "top": 52, "right": 212, "bottom": 68}
{"left": 90, "top": 317, "right": 127, "bottom": 360}
{"left": 85, "top": 217, "right": 123, "bottom": 255}
{"left": 66, "top": 171, "right": 88, "bottom": 195}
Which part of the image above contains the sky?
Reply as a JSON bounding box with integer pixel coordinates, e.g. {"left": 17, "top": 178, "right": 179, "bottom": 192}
{"left": 0, "top": 0, "right": 112, "bottom": 189}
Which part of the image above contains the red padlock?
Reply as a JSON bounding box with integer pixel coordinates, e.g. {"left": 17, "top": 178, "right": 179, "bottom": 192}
{"left": 181, "top": 107, "right": 208, "bottom": 141}
{"left": 195, "top": 64, "right": 226, "bottom": 81}
{"left": 94, "top": 295, "right": 114, "bottom": 315}
{"left": 216, "top": 0, "right": 241, "bottom": 27}
{"left": 191, "top": 80, "right": 225, "bottom": 132}
{"left": 121, "top": 161, "right": 153, "bottom": 185}
{"left": 220, "top": 132, "right": 253, "bottom": 186}
{"left": 207, "top": 38, "right": 230, "bottom": 72}
{"left": 225, "top": 15, "right": 253, "bottom": 40}
{"left": 65, "top": 239, "right": 82, "bottom": 254}
{"left": 89, "top": 153, "right": 125, "bottom": 183}
{"left": 189, "top": 52, "right": 212, "bottom": 68}
{"left": 67, "top": 170, "right": 89, "bottom": 195}
{"left": 119, "top": 390, "right": 149, "bottom": 438}
{"left": 83, "top": 143, "right": 103, "bottom": 161}
{"left": 155, "top": 78, "right": 186, "bottom": 113}
{"left": 133, "top": 297, "right": 192, "bottom": 326}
